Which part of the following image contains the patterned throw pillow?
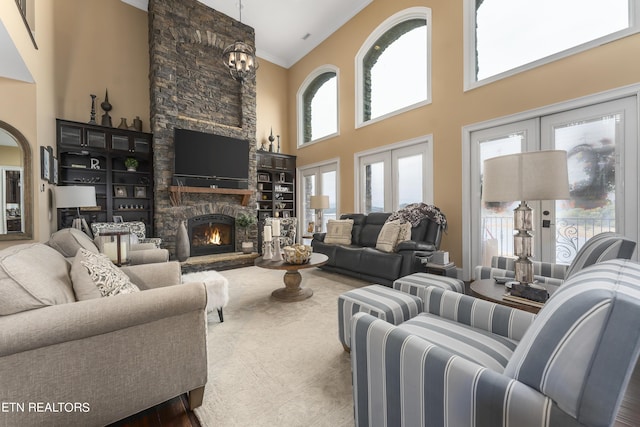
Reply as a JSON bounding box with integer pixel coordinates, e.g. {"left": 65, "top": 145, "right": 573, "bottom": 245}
{"left": 395, "top": 221, "right": 412, "bottom": 247}
{"left": 324, "top": 219, "right": 354, "bottom": 245}
{"left": 71, "top": 248, "right": 139, "bottom": 299}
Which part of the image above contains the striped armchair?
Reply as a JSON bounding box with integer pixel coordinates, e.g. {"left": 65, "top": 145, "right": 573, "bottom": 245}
{"left": 351, "top": 259, "right": 640, "bottom": 427}
{"left": 474, "top": 232, "right": 636, "bottom": 286}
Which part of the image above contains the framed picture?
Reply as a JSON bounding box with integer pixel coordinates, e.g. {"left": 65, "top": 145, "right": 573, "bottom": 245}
{"left": 40, "top": 146, "right": 51, "bottom": 181}
{"left": 114, "top": 185, "right": 127, "bottom": 197}
{"left": 279, "top": 172, "right": 286, "bottom": 182}
{"left": 258, "top": 172, "right": 270, "bottom": 182}
{"left": 134, "top": 186, "right": 146, "bottom": 198}
{"left": 307, "top": 221, "right": 315, "bottom": 233}
{"left": 52, "top": 156, "right": 59, "bottom": 185}
{"left": 113, "top": 216, "right": 124, "bottom": 223}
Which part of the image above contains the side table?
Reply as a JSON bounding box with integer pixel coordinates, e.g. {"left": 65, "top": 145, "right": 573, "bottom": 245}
{"left": 470, "top": 279, "right": 558, "bottom": 314}
{"left": 424, "top": 262, "right": 457, "bottom": 278}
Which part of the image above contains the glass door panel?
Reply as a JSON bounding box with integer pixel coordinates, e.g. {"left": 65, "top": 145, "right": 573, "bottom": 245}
{"left": 540, "top": 97, "right": 636, "bottom": 264}
{"left": 301, "top": 173, "right": 316, "bottom": 236}
{"left": 321, "top": 170, "right": 337, "bottom": 229}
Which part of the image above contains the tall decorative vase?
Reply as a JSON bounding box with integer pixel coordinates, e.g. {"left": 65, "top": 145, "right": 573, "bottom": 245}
{"left": 175, "top": 220, "right": 190, "bottom": 262}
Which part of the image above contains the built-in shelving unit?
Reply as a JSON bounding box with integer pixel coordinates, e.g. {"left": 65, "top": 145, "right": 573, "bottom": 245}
{"left": 256, "top": 151, "right": 296, "bottom": 221}
{"left": 56, "top": 119, "right": 154, "bottom": 234}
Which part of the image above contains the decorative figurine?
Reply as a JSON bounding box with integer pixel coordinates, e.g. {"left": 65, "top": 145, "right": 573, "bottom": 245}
{"left": 100, "top": 89, "right": 113, "bottom": 127}
{"left": 268, "top": 127, "right": 275, "bottom": 152}
{"left": 89, "top": 94, "right": 97, "bottom": 124}
{"left": 277, "top": 135, "right": 281, "bottom": 153}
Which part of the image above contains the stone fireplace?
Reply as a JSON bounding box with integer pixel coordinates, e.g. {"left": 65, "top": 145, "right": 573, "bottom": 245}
{"left": 148, "top": 0, "right": 258, "bottom": 259}
{"left": 188, "top": 214, "right": 235, "bottom": 256}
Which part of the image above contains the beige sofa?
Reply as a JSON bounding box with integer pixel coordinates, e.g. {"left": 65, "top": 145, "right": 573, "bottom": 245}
{"left": 0, "top": 243, "right": 207, "bottom": 427}
{"left": 47, "top": 227, "right": 169, "bottom": 265}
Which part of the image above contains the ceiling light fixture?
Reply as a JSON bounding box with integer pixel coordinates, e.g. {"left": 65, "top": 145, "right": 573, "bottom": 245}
{"left": 222, "top": 0, "right": 258, "bottom": 83}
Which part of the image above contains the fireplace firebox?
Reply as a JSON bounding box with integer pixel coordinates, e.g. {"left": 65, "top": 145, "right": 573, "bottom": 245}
{"left": 188, "top": 214, "right": 235, "bottom": 256}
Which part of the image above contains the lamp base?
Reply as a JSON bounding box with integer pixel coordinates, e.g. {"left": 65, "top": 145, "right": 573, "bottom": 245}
{"left": 510, "top": 282, "right": 549, "bottom": 302}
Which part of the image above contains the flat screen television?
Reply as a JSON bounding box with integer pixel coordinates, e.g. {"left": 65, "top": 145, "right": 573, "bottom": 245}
{"left": 173, "top": 128, "right": 249, "bottom": 188}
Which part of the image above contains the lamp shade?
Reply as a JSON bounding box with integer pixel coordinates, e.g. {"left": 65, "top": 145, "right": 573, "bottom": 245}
{"left": 310, "top": 195, "right": 330, "bottom": 209}
{"left": 482, "top": 150, "right": 570, "bottom": 202}
{"left": 55, "top": 186, "right": 97, "bottom": 208}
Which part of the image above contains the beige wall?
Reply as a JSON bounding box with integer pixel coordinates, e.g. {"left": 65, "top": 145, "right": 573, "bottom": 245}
{"left": 54, "top": 0, "right": 150, "bottom": 131}
{"left": 0, "top": 0, "right": 56, "bottom": 249}
{"left": 256, "top": 59, "right": 289, "bottom": 151}
{"left": 286, "top": 0, "right": 640, "bottom": 264}
{"left": 0, "top": 146, "right": 22, "bottom": 166}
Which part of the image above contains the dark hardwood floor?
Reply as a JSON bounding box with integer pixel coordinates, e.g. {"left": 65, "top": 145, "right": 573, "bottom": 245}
{"left": 107, "top": 394, "right": 200, "bottom": 427}
{"left": 109, "top": 362, "right": 640, "bottom": 427}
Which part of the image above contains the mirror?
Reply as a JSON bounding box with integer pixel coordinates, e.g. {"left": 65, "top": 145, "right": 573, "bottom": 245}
{"left": 0, "top": 120, "right": 32, "bottom": 240}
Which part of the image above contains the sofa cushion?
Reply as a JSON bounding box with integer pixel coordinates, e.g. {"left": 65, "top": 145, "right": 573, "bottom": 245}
{"left": 0, "top": 243, "right": 75, "bottom": 315}
{"left": 340, "top": 213, "right": 366, "bottom": 246}
{"left": 71, "top": 248, "right": 140, "bottom": 297}
{"left": 325, "top": 219, "right": 354, "bottom": 245}
{"left": 376, "top": 221, "right": 402, "bottom": 252}
{"left": 360, "top": 213, "right": 391, "bottom": 247}
{"left": 335, "top": 246, "right": 363, "bottom": 270}
{"left": 360, "top": 248, "right": 403, "bottom": 281}
{"left": 48, "top": 228, "right": 99, "bottom": 258}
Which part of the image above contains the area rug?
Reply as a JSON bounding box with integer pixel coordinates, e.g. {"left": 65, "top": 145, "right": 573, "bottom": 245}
{"left": 186, "top": 266, "right": 368, "bottom": 427}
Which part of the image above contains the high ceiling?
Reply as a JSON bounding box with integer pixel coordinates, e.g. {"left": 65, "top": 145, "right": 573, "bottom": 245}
{"left": 122, "top": 0, "right": 373, "bottom": 68}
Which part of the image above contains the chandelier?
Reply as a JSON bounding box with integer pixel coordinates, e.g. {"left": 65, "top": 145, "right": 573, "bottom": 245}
{"left": 222, "top": 0, "right": 258, "bottom": 82}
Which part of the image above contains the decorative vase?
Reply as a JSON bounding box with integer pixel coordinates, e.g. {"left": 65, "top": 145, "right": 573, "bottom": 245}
{"left": 133, "top": 116, "right": 142, "bottom": 132}
{"left": 118, "top": 118, "right": 128, "bottom": 129}
{"left": 175, "top": 220, "right": 190, "bottom": 262}
{"left": 100, "top": 89, "right": 113, "bottom": 127}
{"left": 241, "top": 241, "right": 253, "bottom": 254}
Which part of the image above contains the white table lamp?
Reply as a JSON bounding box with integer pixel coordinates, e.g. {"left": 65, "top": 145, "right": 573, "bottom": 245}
{"left": 310, "top": 195, "right": 329, "bottom": 233}
{"left": 482, "top": 150, "right": 569, "bottom": 287}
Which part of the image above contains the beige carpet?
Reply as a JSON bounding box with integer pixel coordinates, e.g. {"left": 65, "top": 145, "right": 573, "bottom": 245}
{"left": 191, "top": 266, "right": 368, "bottom": 427}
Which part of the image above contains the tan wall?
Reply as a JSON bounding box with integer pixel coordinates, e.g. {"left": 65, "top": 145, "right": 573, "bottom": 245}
{"left": 0, "top": 0, "right": 57, "bottom": 249}
{"left": 54, "top": 0, "right": 150, "bottom": 131}
{"left": 0, "top": 146, "right": 22, "bottom": 166}
{"left": 287, "top": 0, "right": 640, "bottom": 264}
{"left": 256, "top": 59, "right": 289, "bottom": 151}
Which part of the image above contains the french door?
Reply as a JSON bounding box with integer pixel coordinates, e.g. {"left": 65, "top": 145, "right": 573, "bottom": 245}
{"left": 299, "top": 162, "right": 338, "bottom": 234}
{"left": 357, "top": 140, "right": 432, "bottom": 213}
{"left": 471, "top": 97, "right": 637, "bottom": 271}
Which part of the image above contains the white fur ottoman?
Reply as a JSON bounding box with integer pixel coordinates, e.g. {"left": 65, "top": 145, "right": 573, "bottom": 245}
{"left": 182, "top": 271, "right": 229, "bottom": 322}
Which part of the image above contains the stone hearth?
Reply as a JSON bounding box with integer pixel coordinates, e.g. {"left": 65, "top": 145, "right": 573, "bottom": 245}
{"left": 148, "top": 0, "right": 258, "bottom": 259}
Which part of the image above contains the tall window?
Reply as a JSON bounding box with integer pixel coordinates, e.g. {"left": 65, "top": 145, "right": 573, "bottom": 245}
{"left": 297, "top": 66, "right": 338, "bottom": 146}
{"left": 356, "top": 8, "right": 431, "bottom": 126}
{"left": 466, "top": 0, "right": 636, "bottom": 88}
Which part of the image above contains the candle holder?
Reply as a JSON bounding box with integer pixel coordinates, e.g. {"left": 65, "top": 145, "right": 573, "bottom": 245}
{"left": 263, "top": 240, "right": 273, "bottom": 260}
{"left": 97, "top": 230, "right": 131, "bottom": 266}
{"left": 272, "top": 235, "right": 283, "bottom": 262}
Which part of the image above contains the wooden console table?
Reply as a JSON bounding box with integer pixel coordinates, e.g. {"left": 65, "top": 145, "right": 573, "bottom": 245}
{"left": 169, "top": 186, "right": 252, "bottom": 206}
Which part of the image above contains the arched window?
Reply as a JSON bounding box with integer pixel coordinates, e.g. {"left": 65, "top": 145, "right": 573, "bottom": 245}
{"left": 297, "top": 66, "right": 339, "bottom": 146}
{"left": 356, "top": 8, "right": 431, "bottom": 126}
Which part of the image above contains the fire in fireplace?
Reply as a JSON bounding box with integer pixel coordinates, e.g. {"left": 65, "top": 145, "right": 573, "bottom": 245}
{"left": 188, "top": 214, "right": 235, "bottom": 256}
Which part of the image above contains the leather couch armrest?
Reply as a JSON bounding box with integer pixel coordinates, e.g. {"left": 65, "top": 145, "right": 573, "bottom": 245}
{"left": 396, "top": 240, "right": 437, "bottom": 252}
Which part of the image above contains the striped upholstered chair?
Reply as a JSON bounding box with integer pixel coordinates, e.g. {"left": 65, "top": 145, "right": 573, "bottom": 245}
{"left": 474, "top": 232, "right": 636, "bottom": 286}
{"left": 350, "top": 259, "right": 640, "bottom": 427}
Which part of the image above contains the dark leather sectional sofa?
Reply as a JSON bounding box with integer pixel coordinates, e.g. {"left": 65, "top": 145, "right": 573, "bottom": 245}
{"left": 311, "top": 212, "right": 444, "bottom": 286}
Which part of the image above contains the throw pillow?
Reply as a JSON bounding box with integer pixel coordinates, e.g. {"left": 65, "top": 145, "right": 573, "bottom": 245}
{"left": 376, "top": 221, "right": 403, "bottom": 253}
{"left": 396, "top": 221, "right": 412, "bottom": 247}
{"left": 70, "top": 248, "right": 139, "bottom": 299}
{"left": 324, "top": 219, "right": 354, "bottom": 245}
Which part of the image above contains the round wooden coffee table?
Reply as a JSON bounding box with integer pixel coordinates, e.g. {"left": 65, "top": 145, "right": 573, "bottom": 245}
{"left": 254, "top": 253, "right": 329, "bottom": 302}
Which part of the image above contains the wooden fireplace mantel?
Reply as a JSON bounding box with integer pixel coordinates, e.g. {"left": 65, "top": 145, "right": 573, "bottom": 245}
{"left": 169, "top": 186, "right": 253, "bottom": 206}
